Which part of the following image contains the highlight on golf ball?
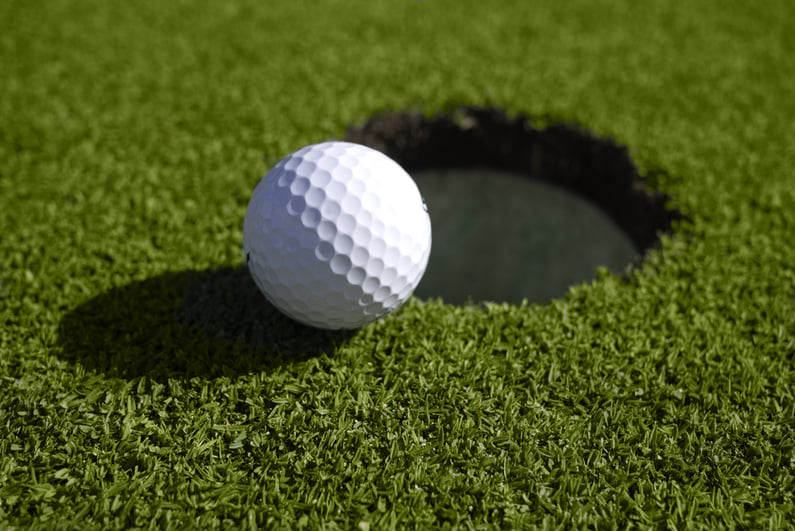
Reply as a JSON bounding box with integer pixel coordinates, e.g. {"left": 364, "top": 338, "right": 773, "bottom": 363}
{"left": 243, "top": 141, "right": 432, "bottom": 329}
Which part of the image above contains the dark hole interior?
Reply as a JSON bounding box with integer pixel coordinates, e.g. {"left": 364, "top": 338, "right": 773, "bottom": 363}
{"left": 344, "top": 106, "right": 682, "bottom": 305}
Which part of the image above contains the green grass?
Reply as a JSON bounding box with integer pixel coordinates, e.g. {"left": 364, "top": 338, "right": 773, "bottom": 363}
{"left": 1, "top": 0, "right": 794, "bottom": 528}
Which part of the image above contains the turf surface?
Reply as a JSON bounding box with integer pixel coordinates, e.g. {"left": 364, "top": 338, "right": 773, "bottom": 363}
{"left": 1, "top": 0, "right": 794, "bottom": 528}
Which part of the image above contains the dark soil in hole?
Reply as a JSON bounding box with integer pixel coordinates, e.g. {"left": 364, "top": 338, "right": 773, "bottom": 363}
{"left": 344, "top": 105, "right": 681, "bottom": 253}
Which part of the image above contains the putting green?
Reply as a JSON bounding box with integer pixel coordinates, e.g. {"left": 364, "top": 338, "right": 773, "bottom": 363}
{"left": 1, "top": 0, "right": 793, "bottom": 529}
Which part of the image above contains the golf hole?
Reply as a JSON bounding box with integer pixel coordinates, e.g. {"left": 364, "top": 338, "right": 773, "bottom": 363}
{"left": 345, "top": 106, "right": 681, "bottom": 305}
{"left": 411, "top": 168, "right": 637, "bottom": 304}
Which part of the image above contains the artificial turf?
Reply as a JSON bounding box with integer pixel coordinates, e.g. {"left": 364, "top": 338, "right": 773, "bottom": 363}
{"left": 1, "top": 0, "right": 794, "bottom": 528}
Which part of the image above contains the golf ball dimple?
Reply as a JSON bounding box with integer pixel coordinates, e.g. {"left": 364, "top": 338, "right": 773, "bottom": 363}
{"left": 243, "top": 141, "right": 432, "bottom": 330}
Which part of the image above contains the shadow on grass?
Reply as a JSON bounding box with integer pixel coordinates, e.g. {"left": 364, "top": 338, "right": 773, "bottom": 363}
{"left": 57, "top": 266, "right": 354, "bottom": 379}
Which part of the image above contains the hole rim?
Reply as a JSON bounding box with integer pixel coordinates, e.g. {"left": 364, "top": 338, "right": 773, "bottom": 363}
{"left": 344, "top": 105, "right": 683, "bottom": 254}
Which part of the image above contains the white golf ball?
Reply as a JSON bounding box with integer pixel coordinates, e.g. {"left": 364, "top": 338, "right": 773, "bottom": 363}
{"left": 243, "top": 141, "right": 432, "bottom": 329}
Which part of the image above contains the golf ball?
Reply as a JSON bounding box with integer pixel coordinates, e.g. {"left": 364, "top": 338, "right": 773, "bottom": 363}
{"left": 243, "top": 141, "right": 432, "bottom": 329}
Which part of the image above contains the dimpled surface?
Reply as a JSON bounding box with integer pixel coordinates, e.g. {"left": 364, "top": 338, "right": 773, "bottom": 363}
{"left": 243, "top": 141, "right": 432, "bottom": 329}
